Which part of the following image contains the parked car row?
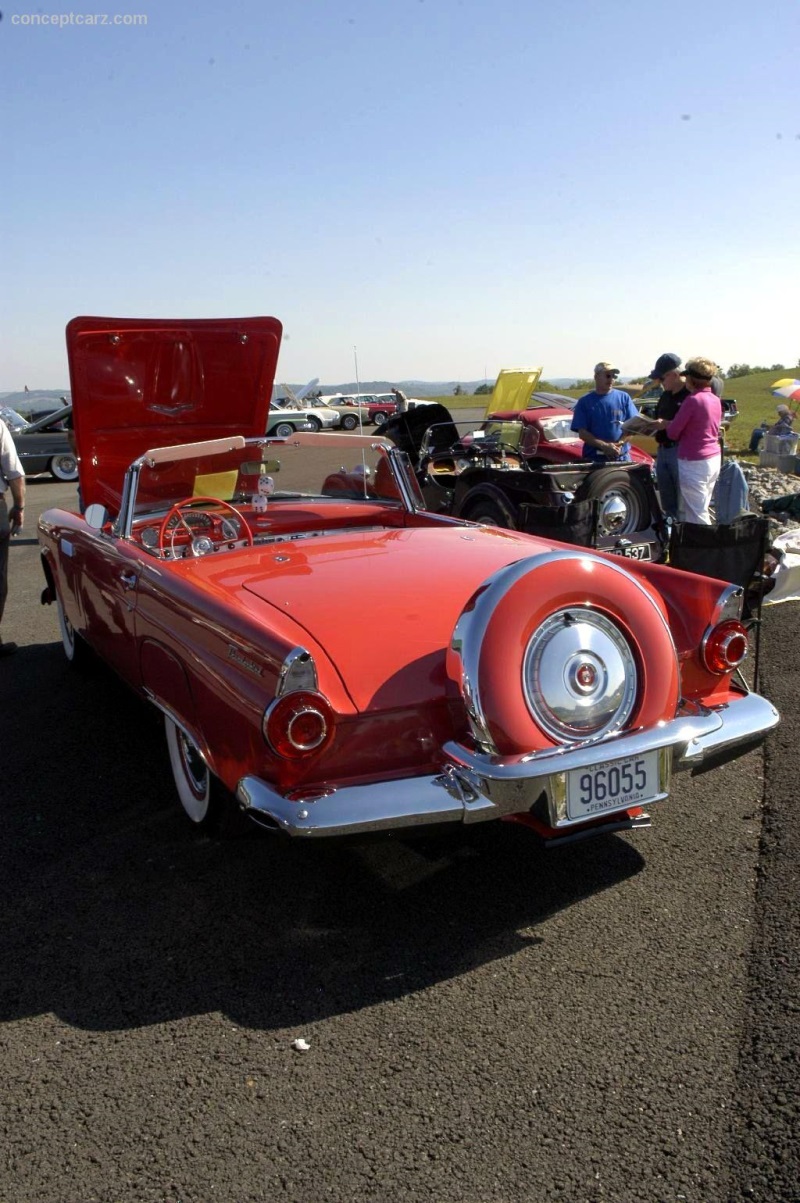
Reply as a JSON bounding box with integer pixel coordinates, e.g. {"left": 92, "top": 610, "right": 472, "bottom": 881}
{"left": 318, "top": 393, "right": 437, "bottom": 427}
{"left": 0, "top": 385, "right": 423, "bottom": 480}
{"left": 267, "top": 397, "right": 339, "bottom": 435}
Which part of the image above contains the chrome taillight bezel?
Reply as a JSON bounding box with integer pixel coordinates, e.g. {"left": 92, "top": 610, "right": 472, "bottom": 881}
{"left": 701, "top": 619, "right": 750, "bottom": 674}
{"left": 263, "top": 690, "right": 334, "bottom": 759}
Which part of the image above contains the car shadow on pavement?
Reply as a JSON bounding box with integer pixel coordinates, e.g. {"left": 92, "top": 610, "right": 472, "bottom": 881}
{"left": 2, "top": 644, "right": 646, "bottom": 1033}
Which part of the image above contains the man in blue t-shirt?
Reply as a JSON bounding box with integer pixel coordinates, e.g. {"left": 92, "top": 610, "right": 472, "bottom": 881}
{"left": 571, "top": 361, "right": 638, "bottom": 462}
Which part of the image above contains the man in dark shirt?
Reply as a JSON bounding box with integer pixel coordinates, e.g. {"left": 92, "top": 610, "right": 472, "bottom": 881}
{"left": 650, "top": 353, "right": 689, "bottom": 520}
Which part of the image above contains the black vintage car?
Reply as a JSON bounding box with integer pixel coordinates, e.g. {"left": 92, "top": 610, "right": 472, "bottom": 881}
{"left": 381, "top": 405, "right": 668, "bottom": 562}
{"left": 11, "top": 405, "right": 79, "bottom": 482}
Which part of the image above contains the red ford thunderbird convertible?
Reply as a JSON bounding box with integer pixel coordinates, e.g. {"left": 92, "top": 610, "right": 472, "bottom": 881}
{"left": 38, "top": 316, "right": 778, "bottom": 846}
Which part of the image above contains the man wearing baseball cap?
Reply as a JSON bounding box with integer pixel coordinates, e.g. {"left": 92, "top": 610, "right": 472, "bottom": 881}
{"left": 649, "top": 353, "right": 688, "bottom": 520}
{"left": 570, "top": 361, "right": 638, "bottom": 463}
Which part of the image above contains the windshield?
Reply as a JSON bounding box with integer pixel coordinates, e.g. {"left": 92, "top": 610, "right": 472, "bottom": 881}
{"left": 536, "top": 415, "right": 576, "bottom": 442}
{"left": 0, "top": 408, "right": 28, "bottom": 433}
{"left": 128, "top": 432, "right": 423, "bottom": 527}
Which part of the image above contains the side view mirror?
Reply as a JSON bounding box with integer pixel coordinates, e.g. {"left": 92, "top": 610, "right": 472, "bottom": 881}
{"left": 84, "top": 502, "right": 108, "bottom": 531}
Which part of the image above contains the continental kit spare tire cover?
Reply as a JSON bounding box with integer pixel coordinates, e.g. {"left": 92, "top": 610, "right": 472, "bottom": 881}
{"left": 447, "top": 549, "right": 680, "bottom": 756}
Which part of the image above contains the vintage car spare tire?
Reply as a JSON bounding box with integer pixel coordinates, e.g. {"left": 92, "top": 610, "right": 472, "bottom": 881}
{"left": 447, "top": 549, "right": 680, "bottom": 757}
{"left": 574, "top": 468, "right": 649, "bottom": 537}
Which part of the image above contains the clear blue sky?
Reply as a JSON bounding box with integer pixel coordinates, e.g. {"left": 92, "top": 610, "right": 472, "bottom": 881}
{"left": 2, "top": 0, "right": 798, "bottom": 389}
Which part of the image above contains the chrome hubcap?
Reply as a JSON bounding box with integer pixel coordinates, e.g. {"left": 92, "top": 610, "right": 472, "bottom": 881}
{"left": 597, "top": 493, "right": 629, "bottom": 535}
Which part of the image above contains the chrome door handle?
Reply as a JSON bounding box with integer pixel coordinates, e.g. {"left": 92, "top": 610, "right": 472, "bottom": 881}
{"left": 119, "top": 571, "right": 138, "bottom": 590}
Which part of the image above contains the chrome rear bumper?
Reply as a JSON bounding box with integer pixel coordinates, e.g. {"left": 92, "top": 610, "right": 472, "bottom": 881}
{"left": 237, "top": 692, "right": 778, "bottom": 838}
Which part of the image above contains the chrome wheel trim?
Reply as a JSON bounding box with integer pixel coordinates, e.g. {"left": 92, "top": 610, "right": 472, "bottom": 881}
{"left": 596, "top": 481, "right": 644, "bottom": 534}
{"left": 51, "top": 454, "right": 79, "bottom": 482}
{"left": 522, "top": 608, "right": 637, "bottom": 741}
{"left": 596, "top": 487, "right": 641, "bottom": 536}
{"left": 165, "top": 716, "right": 211, "bottom": 823}
{"left": 596, "top": 492, "right": 629, "bottom": 535}
{"left": 57, "top": 596, "right": 77, "bottom": 661}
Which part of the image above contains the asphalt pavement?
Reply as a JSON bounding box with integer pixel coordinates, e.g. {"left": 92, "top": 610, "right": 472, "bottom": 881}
{"left": 1, "top": 475, "right": 797, "bottom": 1203}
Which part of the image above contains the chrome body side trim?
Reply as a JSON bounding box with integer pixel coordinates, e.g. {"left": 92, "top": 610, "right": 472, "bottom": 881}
{"left": 237, "top": 692, "right": 778, "bottom": 838}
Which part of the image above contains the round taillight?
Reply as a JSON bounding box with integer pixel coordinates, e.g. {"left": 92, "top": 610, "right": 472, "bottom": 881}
{"left": 702, "top": 620, "right": 749, "bottom": 674}
{"left": 263, "top": 691, "right": 334, "bottom": 759}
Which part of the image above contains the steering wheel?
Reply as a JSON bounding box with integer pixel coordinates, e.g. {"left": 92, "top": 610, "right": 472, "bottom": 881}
{"left": 157, "top": 496, "right": 254, "bottom": 557}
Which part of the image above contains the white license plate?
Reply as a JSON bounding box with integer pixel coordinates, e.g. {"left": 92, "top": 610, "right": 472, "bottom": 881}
{"left": 615, "top": 543, "right": 652, "bottom": 561}
{"left": 566, "top": 750, "right": 661, "bottom": 821}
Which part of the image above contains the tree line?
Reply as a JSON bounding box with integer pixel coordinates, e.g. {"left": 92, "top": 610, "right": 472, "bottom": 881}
{"left": 461, "top": 359, "right": 799, "bottom": 395}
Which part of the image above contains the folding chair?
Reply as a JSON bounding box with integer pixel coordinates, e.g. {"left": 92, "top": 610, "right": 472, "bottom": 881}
{"left": 668, "top": 514, "right": 770, "bottom": 690}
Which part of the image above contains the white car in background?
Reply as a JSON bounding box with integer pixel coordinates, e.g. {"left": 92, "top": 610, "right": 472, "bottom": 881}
{"left": 270, "top": 396, "right": 339, "bottom": 432}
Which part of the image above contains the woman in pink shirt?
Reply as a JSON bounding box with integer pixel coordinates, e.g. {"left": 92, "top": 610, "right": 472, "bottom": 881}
{"left": 655, "top": 357, "right": 722, "bottom": 524}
